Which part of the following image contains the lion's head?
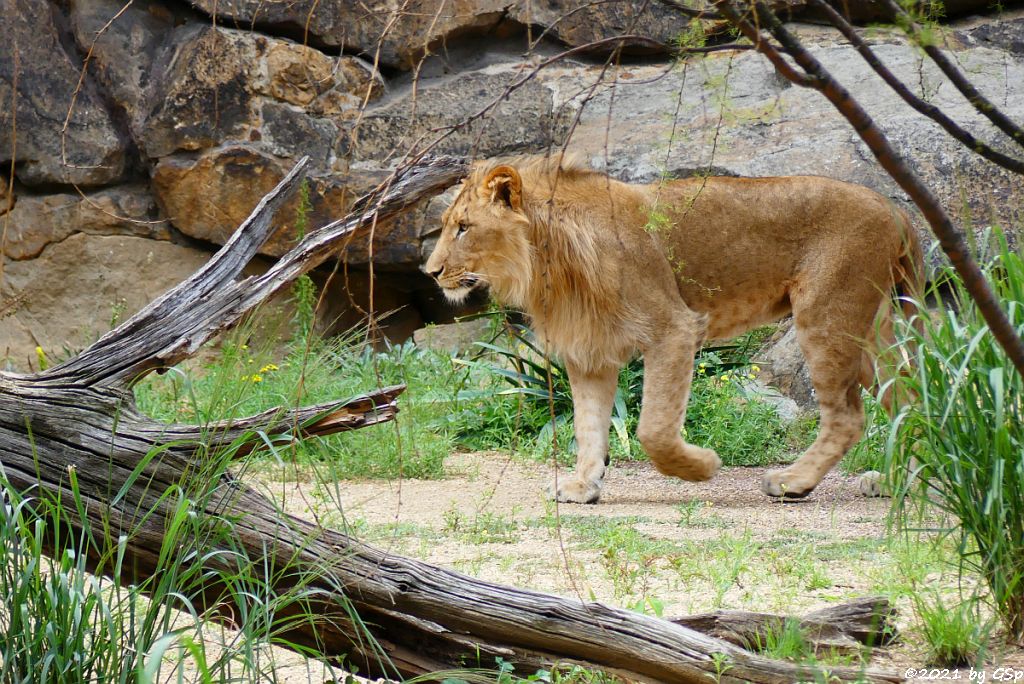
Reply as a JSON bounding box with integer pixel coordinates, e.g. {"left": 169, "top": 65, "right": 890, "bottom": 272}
{"left": 424, "top": 164, "right": 534, "bottom": 306}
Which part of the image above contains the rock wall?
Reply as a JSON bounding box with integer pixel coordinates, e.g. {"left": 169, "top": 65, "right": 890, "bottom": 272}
{"left": 0, "top": 0, "right": 1021, "bottom": 374}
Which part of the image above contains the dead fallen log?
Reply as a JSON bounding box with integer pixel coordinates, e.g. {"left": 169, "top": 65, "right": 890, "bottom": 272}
{"left": 0, "top": 156, "right": 902, "bottom": 683}
{"left": 671, "top": 596, "right": 898, "bottom": 656}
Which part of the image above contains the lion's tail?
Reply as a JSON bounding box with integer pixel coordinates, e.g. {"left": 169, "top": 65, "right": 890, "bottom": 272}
{"left": 893, "top": 210, "right": 925, "bottom": 335}
{"left": 885, "top": 209, "right": 926, "bottom": 410}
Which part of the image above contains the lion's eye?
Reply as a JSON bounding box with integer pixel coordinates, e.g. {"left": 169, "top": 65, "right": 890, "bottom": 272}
{"left": 456, "top": 222, "right": 469, "bottom": 238}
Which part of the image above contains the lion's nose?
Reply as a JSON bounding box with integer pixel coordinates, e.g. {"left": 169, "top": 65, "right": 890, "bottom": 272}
{"left": 426, "top": 265, "right": 443, "bottom": 279}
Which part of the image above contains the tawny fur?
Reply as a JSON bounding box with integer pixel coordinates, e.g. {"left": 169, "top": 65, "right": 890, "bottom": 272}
{"left": 425, "top": 155, "right": 923, "bottom": 503}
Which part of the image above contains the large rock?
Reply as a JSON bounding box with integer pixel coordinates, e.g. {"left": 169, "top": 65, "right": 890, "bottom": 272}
{"left": 68, "top": 0, "right": 183, "bottom": 135}
{"left": 756, "top": 320, "right": 817, "bottom": 410}
{"left": 351, "top": 68, "right": 569, "bottom": 160}
{"left": 185, "top": 0, "right": 693, "bottom": 70}
{"left": 0, "top": 0, "right": 125, "bottom": 186}
{"left": 152, "top": 146, "right": 351, "bottom": 256}
{"left": 141, "top": 25, "right": 382, "bottom": 158}
{"left": 1, "top": 234, "right": 210, "bottom": 367}
{"left": 2, "top": 185, "right": 169, "bottom": 261}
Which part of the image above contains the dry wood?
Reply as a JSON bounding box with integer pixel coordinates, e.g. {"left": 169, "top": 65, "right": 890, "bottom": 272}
{"left": 0, "top": 156, "right": 901, "bottom": 683}
{"left": 671, "top": 596, "right": 898, "bottom": 655}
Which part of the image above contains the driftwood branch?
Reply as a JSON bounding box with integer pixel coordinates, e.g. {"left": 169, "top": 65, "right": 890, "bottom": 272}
{"left": 0, "top": 155, "right": 902, "bottom": 682}
{"left": 672, "top": 596, "right": 899, "bottom": 655}
{"left": 712, "top": 0, "right": 1024, "bottom": 379}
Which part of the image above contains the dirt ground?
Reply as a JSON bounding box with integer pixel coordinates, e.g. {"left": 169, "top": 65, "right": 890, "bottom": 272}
{"left": 242, "top": 452, "right": 1024, "bottom": 681}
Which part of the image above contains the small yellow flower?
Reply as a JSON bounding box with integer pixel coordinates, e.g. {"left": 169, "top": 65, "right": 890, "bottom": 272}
{"left": 240, "top": 344, "right": 249, "bottom": 350}
{"left": 250, "top": 374, "right": 263, "bottom": 383}
{"left": 747, "top": 373, "right": 756, "bottom": 380}
{"left": 259, "top": 363, "right": 279, "bottom": 373}
{"left": 751, "top": 365, "right": 761, "bottom": 373}
{"left": 35, "top": 346, "right": 49, "bottom": 370}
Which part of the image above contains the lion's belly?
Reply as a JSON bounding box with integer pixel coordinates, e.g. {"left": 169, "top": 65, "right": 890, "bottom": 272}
{"left": 693, "top": 284, "right": 793, "bottom": 342}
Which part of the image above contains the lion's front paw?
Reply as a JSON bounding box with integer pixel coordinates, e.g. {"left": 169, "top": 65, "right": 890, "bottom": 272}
{"left": 857, "top": 470, "right": 889, "bottom": 498}
{"left": 761, "top": 467, "right": 818, "bottom": 499}
{"left": 549, "top": 478, "right": 601, "bottom": 504}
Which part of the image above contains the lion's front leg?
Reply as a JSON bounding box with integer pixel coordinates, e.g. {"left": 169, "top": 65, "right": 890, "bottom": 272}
{"left": 637, "top": 318, "right": 721, "bottom": 483}
{"left": 550, "top": 363, "right": 619, "bottom": 504}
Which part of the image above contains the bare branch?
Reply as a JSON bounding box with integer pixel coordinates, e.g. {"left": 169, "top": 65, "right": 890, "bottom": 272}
{"left": 138, "top": 385, "right": 405, "bottom": 454}
{"left": 713, "top": 0, "right": 1024, "bottom": 377}
{"left": 881, "top": 0, "right": 1024, "bottom": 151}
{"left": 39, "top": 155, "right": 469, "bottom": 387}
{"left": 811, "top": 0, "right": 1024, "bottom": 174}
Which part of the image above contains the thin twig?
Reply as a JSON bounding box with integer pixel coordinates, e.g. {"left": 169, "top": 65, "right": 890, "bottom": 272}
{"left": 811, "top": 0, "right": 1024, "bottom": 174}
{"left": 881, "top": 0, "right": 1024, "bottom": 150}
{"left": 715, "top": 0, "right": 1024, "bottom": 377}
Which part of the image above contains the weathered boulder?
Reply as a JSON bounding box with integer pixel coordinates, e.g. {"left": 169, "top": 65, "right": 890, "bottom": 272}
{"left": 140, "top": 24, "right": 382, "bottom": 159}
{"left": 413, "top": 318, "right": 491, "bottom": 354}
{"left": 957, "top": 10, "right": 1024, "bottom": 53}
{"left": 2, "top": 185, "right": 169, "bottom": 261}
{"left": 351, "top": 68, "right": 569, "bottom": 161}
{"left": 0, "top": 0, "right": 125, "bottom": 186}
{"left": 756, "top": 321, "right": 817, "bottom": 410}
{"left": 1, "top": 234, "right": 209, "bottom": 367}
{"left": 67, "top": 0, "right": 182, "bottom": 135}
{"left": 152, "top": 146, "right": 352, "bottom": 256}
{"left": 184, "top": 0, "right": 693, "bottom": 70}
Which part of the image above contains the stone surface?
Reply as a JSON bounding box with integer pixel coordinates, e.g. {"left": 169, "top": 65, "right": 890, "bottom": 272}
{"left": 184, "top": 0, "right": 693, "bottom": 70}
{"left": 151, "top": 146, "right": 353, "bottom": 256}
{"left": 68, "top": 0, "right": 183, "bottom": 135}
{"left": 350, "top": 68, "right": 569, "bottom": 160}
{"left": 537, "top": 21, "right": 1024, "bottom": 248}
{"left": 756, "top": 320, "right": 816, "bottom": 410}
{"left": 142, "top": 26, "right": 262, "bottom": 158}
{"left": 2, "top": 185, "right": 169, "bottom": 261}
{"left": 956, "top": 9, "right": 1024, "bottom": 53}
{"left": 0, "top": 0, "right": 125, "bottom": 186}
{"left": 413, "top": 318, "right": 491, "bottom": 354}
{"left": 1, "top": 234, "right": 210, "bottom": 366}
{"left": 141, "top": 25, "right": 382, "bottom": 159}
{"left": 0, "top": 174, "right": 11, "bottom": 216}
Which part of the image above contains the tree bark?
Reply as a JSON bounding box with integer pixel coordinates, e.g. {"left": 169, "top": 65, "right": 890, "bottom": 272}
{"left": 671, "top": 597, "right": 898, "bottom": 655}
{"left": 0, "top": 156, "right": 901, "bottom": 683}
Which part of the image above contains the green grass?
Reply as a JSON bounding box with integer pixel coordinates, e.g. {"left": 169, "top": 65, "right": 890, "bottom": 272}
{"left": 135, "top": 313, "right": 805, "bottom": 483}
{"left": 0, "top": 442, "right": 373, "bottom": 683}
{"left": 911, "top": 591, "right": 993, "bottom": 666}
{"left": 135, "top": 336, "right": 459, "bottom": 480}
{"left": 885, "top": 231, "right": 1024, "bottom": 639}
{"left": 453, "top": 321, "right": 802, "bottom": 467}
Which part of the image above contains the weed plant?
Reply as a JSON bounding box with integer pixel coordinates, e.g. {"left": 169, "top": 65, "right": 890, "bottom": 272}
{"left": 456, "top": 321, "right": 795, "bottom": 466}
{"left": 910, "top": 591, "right": 992, "bottom": 666}
{"left": 135, "top": 333, "right": 458, "bottom": 480}
{"left": 886, "top": 231, "right": 1024, "bottom": 640}
{"left": 0, "top": 442, "right": 371, "bottom": 683}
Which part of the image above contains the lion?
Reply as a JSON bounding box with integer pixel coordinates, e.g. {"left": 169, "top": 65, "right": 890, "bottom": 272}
{"left": 425, "top": 155, "right": 923, "bottom": 503}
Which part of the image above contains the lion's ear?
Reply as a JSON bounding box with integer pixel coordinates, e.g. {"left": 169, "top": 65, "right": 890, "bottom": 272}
{"left": 482, "top": 166, "right": 523, "bottom": 211}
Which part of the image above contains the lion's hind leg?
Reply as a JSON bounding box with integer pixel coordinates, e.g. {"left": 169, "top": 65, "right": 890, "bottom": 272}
{"left": 637, "top": 311, "right": 721, "bottom": 483}
{"left": 761, "top": 281, "right": 877, "bottom": 499}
